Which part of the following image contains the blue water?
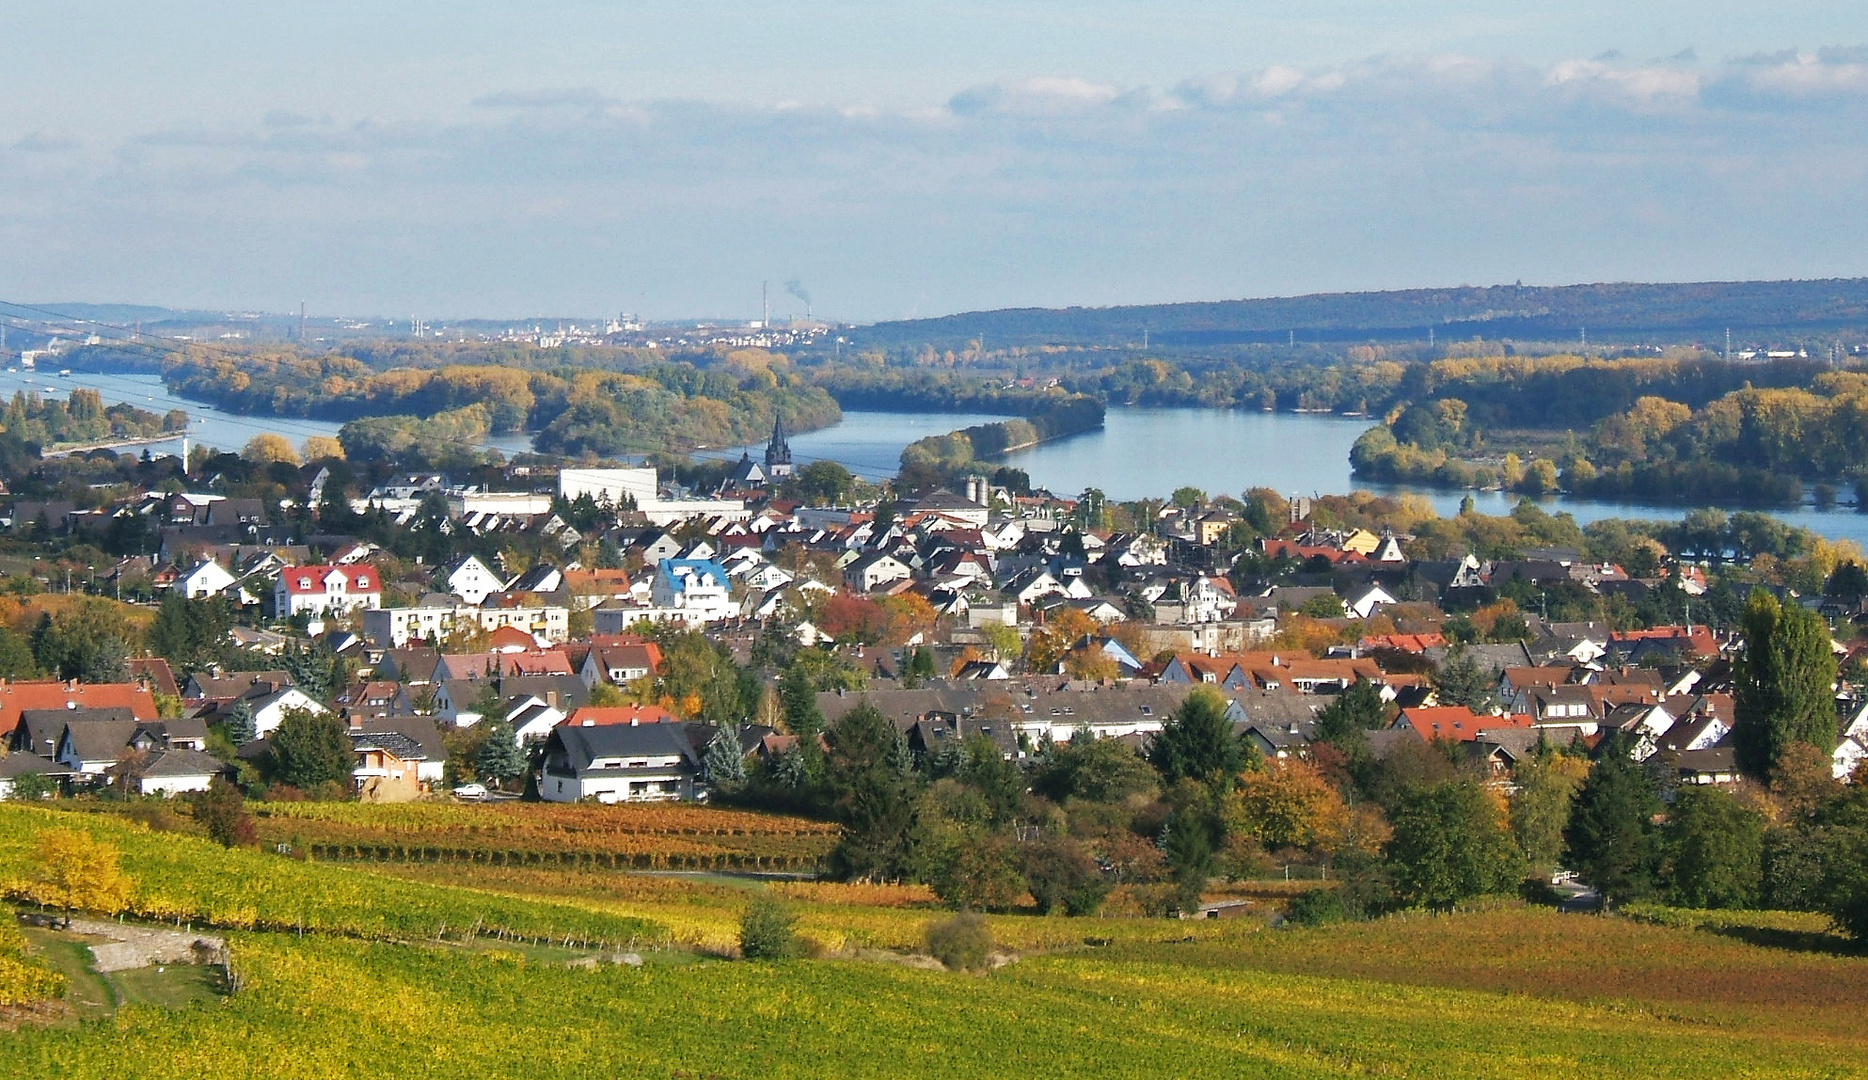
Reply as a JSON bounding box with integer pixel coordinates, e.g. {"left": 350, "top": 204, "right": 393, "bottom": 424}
{"left": 999, "top": 406, "right": 1868, "bottom": 545}
{"left": 703, "top": 410, "right": 1006, "bottom": 482}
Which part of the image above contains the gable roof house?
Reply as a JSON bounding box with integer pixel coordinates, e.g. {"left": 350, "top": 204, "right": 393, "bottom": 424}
{"left": 273, "top": 564, "right": 382, "bottom": 619}
{"left": 844, "top": 552, "right": 914, "bottom": 594}
{"left": 177, "top": 558, "right": 238, "bottom": 600}
{"left": 539, "top": 721, "right": 701, "bottom": 804}
{"left": 0, "top": 679, "right": 159, "bottom": 744}
{"left": 111, "top": 747, "right": 226, "bottom": 798}
{"left": 579, "top": 641, "right": 665, "bottom": 689}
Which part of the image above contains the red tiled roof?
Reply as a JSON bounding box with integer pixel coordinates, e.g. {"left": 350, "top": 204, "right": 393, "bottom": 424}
{"left": 1395, "top": 707, "right": 1533, "bottom": 743}
{"left": 0, "top": 680, "right": 157, "bottom": 738}
{"left": 279, "top": 564, "right": 380, "bottom": 595}
{"left": 562, "top": 704, "right": 677, "bottom": 727}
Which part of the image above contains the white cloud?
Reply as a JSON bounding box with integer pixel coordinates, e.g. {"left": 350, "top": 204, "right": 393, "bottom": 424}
{"left": 3, "top": 46, "right": 1868, "bottom": 319}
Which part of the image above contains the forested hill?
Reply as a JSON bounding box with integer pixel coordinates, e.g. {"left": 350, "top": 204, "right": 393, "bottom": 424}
{"left": 856, "top": 278, "right": 1868, "bottom": 349}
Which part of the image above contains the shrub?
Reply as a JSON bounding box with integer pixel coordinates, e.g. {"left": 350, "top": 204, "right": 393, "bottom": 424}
{"left": 738, "top": 895, "right": 799, "bottom": 960}
{"left": 1021, "top": 836, "right": 1110, "bottom": 916}
{"left": 1284, "top": 887, "right": 1349, "bottom": 927}
{"left": 925, "top": 912, "right": 995, "bottom": 972}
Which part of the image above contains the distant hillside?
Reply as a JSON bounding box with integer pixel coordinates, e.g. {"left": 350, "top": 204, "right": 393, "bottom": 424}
{"left": 855, "top": 278, "right": 1868, "bottom": 349}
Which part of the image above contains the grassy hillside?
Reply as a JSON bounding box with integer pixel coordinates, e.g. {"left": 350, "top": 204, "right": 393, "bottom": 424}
{"left": 4, "top": 802, "right": 1867, "bottom": 1077}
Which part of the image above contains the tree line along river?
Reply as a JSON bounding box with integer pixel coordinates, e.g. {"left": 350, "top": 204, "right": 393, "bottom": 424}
{"left": 21, "top": 369, "right": 1868, "bottom": 547}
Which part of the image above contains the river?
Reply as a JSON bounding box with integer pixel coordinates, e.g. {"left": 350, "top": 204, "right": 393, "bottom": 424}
{"left": 23, "top": 370, "right": 1868, "bottom": 545}
{"left": 997, "top": 406, "right": 1868, "bottom": 545}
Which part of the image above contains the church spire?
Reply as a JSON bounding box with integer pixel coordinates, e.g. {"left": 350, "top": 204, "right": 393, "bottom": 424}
{"left": 765, "top": 413, "right": 793, "bottom": 476}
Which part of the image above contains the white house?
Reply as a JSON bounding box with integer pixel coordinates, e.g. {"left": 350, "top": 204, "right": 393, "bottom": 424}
{"left": 447, "top": 556, "right": 509, "bottom": 605}
{"left": 539, "top": 722, "right": 700, "bottom": 803}
{"left": 579, "top": 642, "right": 662, "bottom": 688}
{"left": 123, "top": 748, "right": 224, "bottom": 797}
{"left": 650, "top": 559, "right": 737, "bottom": 624}
{"left": 362, "top": 602, "right": 571, "bottom": 647}
{"left": 1346, "top": 583, "right": 1399, "bottom": 620}
{"left": 177, "top": 559, "right": 237, "bottom": 600}
{"left": 274, "top": 565, "right": 382, "bottom": 619}
{"left": 844, "top": 552, "right": 914, "bottom": 593}
{"left": 250, "top": 688, "right": 334, "bottom": 738}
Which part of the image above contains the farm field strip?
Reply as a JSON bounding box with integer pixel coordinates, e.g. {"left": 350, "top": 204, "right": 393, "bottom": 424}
{"left": 250, "top": 801, "right": 839, "bottom": 871}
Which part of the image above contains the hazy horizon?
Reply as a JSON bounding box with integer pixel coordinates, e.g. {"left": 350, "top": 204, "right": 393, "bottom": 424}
{"left": 5, "top": 3, "right": 1867, "bottom": 323}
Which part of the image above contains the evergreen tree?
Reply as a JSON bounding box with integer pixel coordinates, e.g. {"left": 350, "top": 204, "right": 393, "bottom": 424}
{"left": 1158, "top": 809, "right": 1216, "bottom": 914}
{"left": 475, "top": 717, "right": 528, "bottom": 786}
{"left": 824, "top": 703, "right": 921, "bottom": 880}
{"left": 704, "top": 728, "right": 748, "bottom": 793}
{"left": 778, "top": 662, "right": 825, "bottom": 738}
{"left": 1734, "top": 589, "right": 1838, "bottom": 781}
{"left": 1147, "top": 687, "right": 1246, "bottom": 786}
{"left": 1313, "top": 678, "right": 1388, "bottom": 757}
{"left": 1563, "top": 736, "right": 1660, "bottom": 910}
{"left": 224, "top": 700, "right": 257, "bottom": 746}
{"left": 283, "top": 641, "right": 342, "bottom": 704}
{"left": 1433, "top": 648, "right": 1498, "bottom": 712}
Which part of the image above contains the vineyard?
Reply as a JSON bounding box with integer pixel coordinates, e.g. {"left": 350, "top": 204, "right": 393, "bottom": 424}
{"left": 3, "top": 912, "right": 1868, "bottom": 1078}
{"left": 250, "top": 802, "right": 840, "bottom": 873}
{"left": 0, "top": 918, "right": 62, "bottom": 1011}
{"left": 370, "top": 862, "right": 1221, "bottom": 955}
{"left": 3, "top": 797, "right": 1868, "bottom": 1075}
{"left": 0, "top": 805, "right": 666, "bottom": 950}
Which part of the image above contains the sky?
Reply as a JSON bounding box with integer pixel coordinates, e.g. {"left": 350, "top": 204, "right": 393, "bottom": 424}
{"left": 3, "top": 2, "right": 1867, "bottom": 324}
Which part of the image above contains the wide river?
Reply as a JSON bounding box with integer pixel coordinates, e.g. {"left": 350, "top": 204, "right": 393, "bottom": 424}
{"left": 24, "top": 370, "right": 1868, "bottom": 545}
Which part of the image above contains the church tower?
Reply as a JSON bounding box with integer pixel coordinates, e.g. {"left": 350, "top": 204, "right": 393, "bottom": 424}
{"left": 764, "top": 414, "right": 794, "bottom": 478}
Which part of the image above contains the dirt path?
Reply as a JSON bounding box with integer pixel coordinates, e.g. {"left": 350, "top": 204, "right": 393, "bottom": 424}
{"left": 59, "top": 917, "right": 226, "bottom": 973}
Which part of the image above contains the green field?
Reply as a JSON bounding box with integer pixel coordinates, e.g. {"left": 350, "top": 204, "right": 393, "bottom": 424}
{"left": 3, "top": 803, "right": 1867, "bottom": 1078}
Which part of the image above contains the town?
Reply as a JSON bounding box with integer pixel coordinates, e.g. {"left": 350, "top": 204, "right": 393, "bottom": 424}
{"left": 0, "top": 396, "right": 1859, "bottom": 924}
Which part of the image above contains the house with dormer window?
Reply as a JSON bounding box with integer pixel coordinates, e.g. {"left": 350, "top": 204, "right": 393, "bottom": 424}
{"left": 273, "top": 564, "right": 382, "bottom": 619}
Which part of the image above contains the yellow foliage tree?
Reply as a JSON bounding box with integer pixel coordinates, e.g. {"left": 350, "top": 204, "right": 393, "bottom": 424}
{"left": 242, "top": 433, "right": 301, "bottom": 466}
{"left": 1234, "top": 758, "right": 1348, "bottom": 853}
{"left": 29, "top": 828, "right": 131, "bottom": 928}
{"left": 302, "top": 435, "right": 346, "bottom": 462}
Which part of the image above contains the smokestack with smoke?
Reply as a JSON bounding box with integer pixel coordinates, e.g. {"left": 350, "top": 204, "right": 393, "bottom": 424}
{"left": 785, "top": 279, "right": 812, "bottom": 319}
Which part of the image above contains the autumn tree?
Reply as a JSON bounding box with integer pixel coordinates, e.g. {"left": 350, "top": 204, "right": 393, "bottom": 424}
{"left": 29, "top": 828, "right": 131, "bottom": 928}
{"left": 1021, "top": 836, "right": 1109, "bottom": 915}
{"left": 1507, "top": 749, "right": 1588, "bottom": 873}
{"left": 189, "top": 779, "right": 256, "bottom": 848}
{"left": 1234, "top": 758, "right": 1347, "bottom": 853}
{"left": 301, "top": 435, "right": 346, "bottom": 462}
{"left": 1733, "top": 589, "right": 1838, "bottom": 781}
{"left": 242, "top": 433, "right": 301, "bottom": 465}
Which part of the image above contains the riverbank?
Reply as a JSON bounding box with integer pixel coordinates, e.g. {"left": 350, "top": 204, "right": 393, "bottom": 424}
{"left": 898, "top": 395, "right": 1105, "bottom": 480}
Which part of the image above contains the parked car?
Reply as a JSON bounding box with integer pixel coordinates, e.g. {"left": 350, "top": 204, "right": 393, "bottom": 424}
{"left": 452, "top": 782, "right": 489, "bottom": 801}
